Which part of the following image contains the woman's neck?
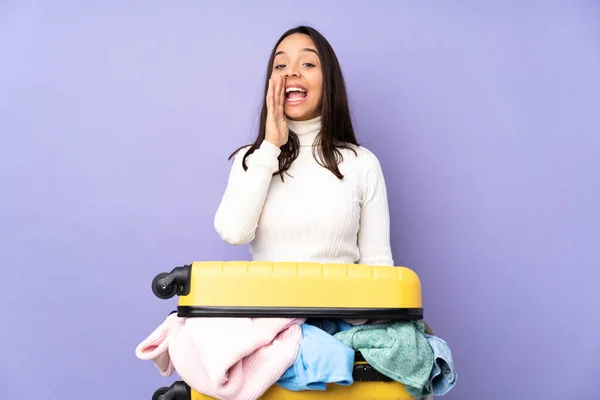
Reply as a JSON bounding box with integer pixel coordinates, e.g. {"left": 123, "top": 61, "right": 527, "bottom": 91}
{"left": 286, "top": 115, "right": 322, "bottom": 147}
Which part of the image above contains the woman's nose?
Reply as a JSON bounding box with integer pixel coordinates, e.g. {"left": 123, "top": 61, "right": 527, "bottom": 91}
{"left": 285, "top": 68, "right": 299, "bottom": 78}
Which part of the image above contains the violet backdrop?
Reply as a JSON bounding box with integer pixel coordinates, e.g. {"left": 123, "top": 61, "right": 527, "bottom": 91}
{"left": 1, "top": 1, "right": 599, "bottom": 399}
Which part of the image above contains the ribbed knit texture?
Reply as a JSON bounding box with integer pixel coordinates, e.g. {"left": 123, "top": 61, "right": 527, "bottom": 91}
{"left": 136, "top": 314, "right": 305, "bottom": 400}
{"left": 135, "top": 312, "right": 184, "bottom": 377}
{"left": 214, "top": 116, "right": 394, "bottom": 266}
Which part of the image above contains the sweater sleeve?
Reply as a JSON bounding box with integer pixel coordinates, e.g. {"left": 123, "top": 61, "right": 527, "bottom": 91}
{"left": 213, "top": 140, "right": 281, "bottom": 245}
{"left": 357, "top": 150, "right": 394, "bottom": 266}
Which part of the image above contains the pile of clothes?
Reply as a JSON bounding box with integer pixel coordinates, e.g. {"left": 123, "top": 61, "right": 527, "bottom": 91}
{"left": 136, "top": 313, "right": 457, "bottom": 400}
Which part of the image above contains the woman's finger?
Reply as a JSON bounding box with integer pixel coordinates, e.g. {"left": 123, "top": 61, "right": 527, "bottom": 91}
{"left": 274, "top": 75, "right": 281, "bottom": 110}
{"left": 266, "top": 78, "right": 273, "bottom": 110}
{"left": 279, "top": 75, "right": 286, "bottom": 109}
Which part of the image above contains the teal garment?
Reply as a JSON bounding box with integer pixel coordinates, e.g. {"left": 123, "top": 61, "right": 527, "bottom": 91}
{"left": 333, "top": 321, "right": 434, "bottom": 398}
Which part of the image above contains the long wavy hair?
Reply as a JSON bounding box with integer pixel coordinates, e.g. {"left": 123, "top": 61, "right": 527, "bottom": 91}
{"left": 229, "top": 25, "right": 359, "bottom": 180}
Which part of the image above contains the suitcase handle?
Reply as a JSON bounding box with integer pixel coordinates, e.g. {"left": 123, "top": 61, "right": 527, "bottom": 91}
{"left": 151, "top": 264, "right": 192, "bottom": 299}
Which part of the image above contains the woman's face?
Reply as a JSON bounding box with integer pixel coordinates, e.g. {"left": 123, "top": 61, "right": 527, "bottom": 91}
{"left": 272, "top": 33, "right": 323, "bottom": 121}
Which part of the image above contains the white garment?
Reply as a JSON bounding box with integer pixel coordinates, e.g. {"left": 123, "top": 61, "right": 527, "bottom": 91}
{"left": 214, "top": 116, "right": 394, "bottom": 266}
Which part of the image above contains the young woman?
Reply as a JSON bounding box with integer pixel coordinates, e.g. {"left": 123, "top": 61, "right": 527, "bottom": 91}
{"left": 214, "top": 25, "right": 394, "bottom": 267}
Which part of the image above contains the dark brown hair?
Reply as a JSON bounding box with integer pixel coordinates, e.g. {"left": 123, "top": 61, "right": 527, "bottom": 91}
{"left": 229, "top": 25, "right": 359, "bottom": 180}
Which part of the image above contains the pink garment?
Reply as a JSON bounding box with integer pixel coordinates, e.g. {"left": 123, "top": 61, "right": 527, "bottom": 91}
{"left": 136, "top": 314, "right": 305, "bottom": 400}
{"left": 135, "top": 312, "right": 185, "bottom": 376}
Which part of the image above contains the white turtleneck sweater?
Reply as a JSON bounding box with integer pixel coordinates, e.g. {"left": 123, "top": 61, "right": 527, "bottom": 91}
{"left": 214, "top": 116, "right": 394, "bottom": 266}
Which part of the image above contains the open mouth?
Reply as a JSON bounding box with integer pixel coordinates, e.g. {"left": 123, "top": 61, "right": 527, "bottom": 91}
{"left": 285, "top": 87, "right": 307, "bottom": 104}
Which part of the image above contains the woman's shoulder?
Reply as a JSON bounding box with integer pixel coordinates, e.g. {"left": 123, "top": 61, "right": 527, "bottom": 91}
{"left": 339, "top": 143, "right": 383, "bottom": 169}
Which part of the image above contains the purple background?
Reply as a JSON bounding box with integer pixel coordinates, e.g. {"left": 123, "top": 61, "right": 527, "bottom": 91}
{"left": 1, "top": 1, "right": 599, "bottom": 399}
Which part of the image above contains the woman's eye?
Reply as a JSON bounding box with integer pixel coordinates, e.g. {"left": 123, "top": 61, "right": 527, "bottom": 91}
{"left": 303, "top": 63, "right": 315, "bottom": 68}
{"left": 274, "top": 64, "right": 286, "bottom": 69}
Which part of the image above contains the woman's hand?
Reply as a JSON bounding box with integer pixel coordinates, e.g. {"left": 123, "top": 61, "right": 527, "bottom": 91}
{"left": 264, "top": 75, "right": 288, "bottom": 147}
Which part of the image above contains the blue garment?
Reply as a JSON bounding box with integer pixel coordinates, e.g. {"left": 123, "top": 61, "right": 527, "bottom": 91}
{"left": 276, "top": 324, "right": 355, "bottom": 391}
{"left": 305, "top": 319, "right": 352, "bottom": 335}
{"left": 424, "top": 334, "right": 457, "bottom": 396}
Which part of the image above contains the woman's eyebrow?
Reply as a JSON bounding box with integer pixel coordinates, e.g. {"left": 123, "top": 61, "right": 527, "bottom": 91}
{"left": 275, "top": 48, "right": 319, "bottom": 56}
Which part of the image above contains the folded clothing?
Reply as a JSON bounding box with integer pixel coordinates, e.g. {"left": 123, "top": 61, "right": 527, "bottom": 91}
{"left": 136, "top": 314, "right": 305, "bottom": 400}
{"left": 276, "top": 323, "right": 355, "bottom": 391}
{"left": 334, "top": 320, "right": 434, "bottom": 398}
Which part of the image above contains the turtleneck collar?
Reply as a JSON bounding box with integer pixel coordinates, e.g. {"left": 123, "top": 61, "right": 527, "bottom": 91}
{"left": 286, "top": 115, "right": 322, "bottom": 147}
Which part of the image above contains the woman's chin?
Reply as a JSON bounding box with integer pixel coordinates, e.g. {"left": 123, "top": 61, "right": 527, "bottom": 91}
{"left": 285, "top": 107, "right": 319, "bottom": 121}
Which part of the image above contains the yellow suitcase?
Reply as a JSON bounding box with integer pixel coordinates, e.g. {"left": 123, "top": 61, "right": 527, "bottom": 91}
{"left": 150, "top": 261, "right": 424, "bottom": 399}
{"left": 151, "top": 261, "right": 423, "bottom": 320}
{"left": 152, "top": 374, "right": 414, "bottom": 400}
